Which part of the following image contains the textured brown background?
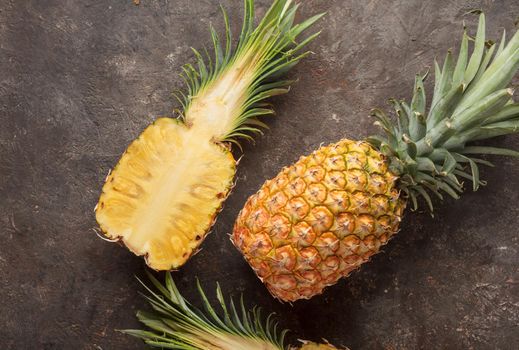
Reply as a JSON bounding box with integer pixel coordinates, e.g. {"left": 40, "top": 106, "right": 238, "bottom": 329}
{"left": 1, "top": 0, "right": 518, "bottom": 349}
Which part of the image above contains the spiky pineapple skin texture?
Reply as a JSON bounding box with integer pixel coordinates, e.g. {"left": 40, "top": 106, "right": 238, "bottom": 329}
{"left": 232, "top": 139, "right": 406, "bottom": 301}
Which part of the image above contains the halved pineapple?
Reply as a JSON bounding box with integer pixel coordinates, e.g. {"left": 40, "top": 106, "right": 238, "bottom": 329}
{"left": 96, "top": 119, "right": 235, "bottom": 269}
{"left": 125, "top": 272, "right": 343, "bottom": 350}
{"left": 95, "top": 0, "right": 324, "bottom": 270}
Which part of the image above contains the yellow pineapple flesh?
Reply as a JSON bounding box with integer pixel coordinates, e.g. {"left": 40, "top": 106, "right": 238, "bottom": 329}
{"left": 232, "top": 140, "right": 405, "bottom": 301}
{"left": 96, "top": 118, "right": 236, "bottom": 270}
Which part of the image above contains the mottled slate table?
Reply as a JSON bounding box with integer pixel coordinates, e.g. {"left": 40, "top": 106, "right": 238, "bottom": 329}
{"left": 1, "top": 0, "right": 518, "bottom": 349}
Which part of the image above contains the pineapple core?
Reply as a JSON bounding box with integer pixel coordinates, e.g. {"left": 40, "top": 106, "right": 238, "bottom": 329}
{"left": 187, "top": 54, "right": 256, "bottom": 140}
{"left": 96, "top": 118, "right": 236, "bottom": 270}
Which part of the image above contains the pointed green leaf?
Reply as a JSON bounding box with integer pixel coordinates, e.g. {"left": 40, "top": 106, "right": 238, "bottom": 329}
{"left": 408, "top": 190, "right": 418, "bottom": 210}
{"left": 453, "top": 153, "right": 481, "bottom": 191}
{"left": 470, "top": 42, "right": 495, "bottom": 86}
{"left": 439, "top": 50, "right": 455, "bottom": 97}
{"left": 415, "top": 185, "right": 434, "bottom": 212}
{"left": 428, "top": 84, "right": 465, "bottom": 129}
{"left": 458, "top": 30, "right": 519, "bottom": 110}
{"left": 464, "top": 14, "right": 486, "bottom": 83}
{"left": 452, "top": 30, "right": 469, "bottom": 86}
{"left": 462, "top": 146, "right": 519, "bottom": 157}
{"left": 441, "top": 150, "right": 457, "bottom": 174}
{"left": 411, "top": 73, "right": 427, "bottom": 115}
{"left": 453, "top": 88, "right": 513, "bottom": 131}
{"left": 495, "top": 30, "right": 507, "bottom": 57}
{"left": 482, "top": 103, "right": 519, "bottom": 125}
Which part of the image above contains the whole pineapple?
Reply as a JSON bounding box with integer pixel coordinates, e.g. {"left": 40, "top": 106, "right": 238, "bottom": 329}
{"left": 125, "top": 272, "right": 345, "bottom": 350}
{"left": 95, "top": 0, "right": 323, "bottom": 270}
{"left": 232, "top": 14, "right": 519, "bottom": 301}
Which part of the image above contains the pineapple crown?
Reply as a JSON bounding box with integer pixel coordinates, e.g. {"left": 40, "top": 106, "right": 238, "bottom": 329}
{"left": 175, "top": 0, "right": 324, "bottom": 147}
{"left": 122, "top": 271, "right": 288, "bottom": 350}
{"left": 369, "top": 13, "right": 519, "bottom": 212}
{"left": 123, "top": 272, "right": 341, "bottom": 350}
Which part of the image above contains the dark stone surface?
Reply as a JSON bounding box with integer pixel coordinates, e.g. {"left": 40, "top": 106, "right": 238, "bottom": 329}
{"left": 1, "top": 0, "right": 518, "bottom": 349}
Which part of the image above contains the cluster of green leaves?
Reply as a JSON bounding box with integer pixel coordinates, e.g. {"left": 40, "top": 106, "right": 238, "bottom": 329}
{"left": 122, "top": 272, "right": 287, "bottom": 350}
{"left": 369, "top": 13, "right": 519, "bottom": 212}
{"left": 175, "top": 0, "right": 324, "bottom": 146}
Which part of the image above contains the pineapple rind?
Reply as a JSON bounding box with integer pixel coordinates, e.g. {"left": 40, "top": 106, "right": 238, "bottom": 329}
{"left": 232, "top": 140, "right": 406, "bottom": 302}
{"left": 96, "top": 118, "right": 235, "bottom": 270}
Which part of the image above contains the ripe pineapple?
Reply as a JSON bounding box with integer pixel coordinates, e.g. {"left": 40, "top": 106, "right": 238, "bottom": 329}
{"left": 124, "top": 272, "right": 345, "bottom": 350}
{"left": 95, "top": 0, "right": 323, "bottom": 270}
{"left": 232, "top": 14, "right": 519, "bottom": 301}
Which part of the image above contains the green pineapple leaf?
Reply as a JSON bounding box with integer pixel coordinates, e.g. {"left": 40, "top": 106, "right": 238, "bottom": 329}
{"left": 370, "top": 13, "right": 519, "bottom": 211}
{"left": 121, "top": 271, "right": 288, "bottom": 350}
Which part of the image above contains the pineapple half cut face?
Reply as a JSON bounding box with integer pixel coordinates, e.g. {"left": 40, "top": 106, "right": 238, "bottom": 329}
{"left": 96, "top": 118, "right": 236, "bottom": 270}
{"left": 93, "top": 0, "right": 325, "bottom": 270}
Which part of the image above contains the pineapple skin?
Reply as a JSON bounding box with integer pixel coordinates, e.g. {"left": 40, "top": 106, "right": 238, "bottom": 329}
{"left": 232, "top": 139, "right": 406, "bottom": 301}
